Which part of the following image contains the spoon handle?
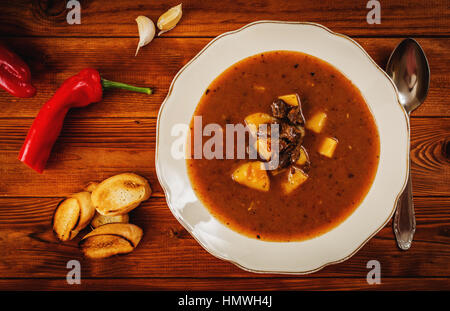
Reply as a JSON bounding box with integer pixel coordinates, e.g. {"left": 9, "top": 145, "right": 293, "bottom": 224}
{"left": 393, "top": 166, "right": 416, "bottom": 250}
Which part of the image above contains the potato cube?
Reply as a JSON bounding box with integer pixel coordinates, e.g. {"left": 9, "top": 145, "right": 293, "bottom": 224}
{"left": 278, "top": 94, "right": 299, "bottom": 107}
{"left": 318, "top": 137, "right": 338, "bottom": 158}
{"left": 282, "top": 167, "right": 308, "bottom": 194}
{"left": 296, "top": 146, "right": 309, "bottom": 166}
{"left": 245, "top": 113, "right": 276, "bottom": 136}
{"left": 232, "top": 162, "right": 270, "bottom": 192}
{"left": 306, "top": 112, "right": 327, "bottom": 133}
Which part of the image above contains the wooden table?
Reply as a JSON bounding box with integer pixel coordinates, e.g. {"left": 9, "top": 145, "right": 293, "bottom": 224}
{"left": 0, "top": 0, "right": 448, "bottom": 291}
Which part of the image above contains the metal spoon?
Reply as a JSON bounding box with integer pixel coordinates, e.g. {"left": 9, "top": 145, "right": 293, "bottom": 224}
{"left": 386, "top": 38, "right": 430, "bottom": 250}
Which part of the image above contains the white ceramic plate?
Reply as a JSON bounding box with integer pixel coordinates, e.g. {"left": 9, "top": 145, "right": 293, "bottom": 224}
{"left": 156, "top": 21, "right": 409, "bottom": 274}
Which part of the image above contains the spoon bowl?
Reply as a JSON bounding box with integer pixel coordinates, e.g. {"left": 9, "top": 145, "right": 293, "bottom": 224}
{"left": 386, "top": 38, "right": 430, "bottom": 114}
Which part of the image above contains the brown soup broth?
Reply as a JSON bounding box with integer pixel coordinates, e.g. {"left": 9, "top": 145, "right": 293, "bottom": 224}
{"left": 187, "top": 51, "right": 380, "bottom": 242}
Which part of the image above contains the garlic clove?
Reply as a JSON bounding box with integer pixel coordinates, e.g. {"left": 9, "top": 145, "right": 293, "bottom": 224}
{"left": 157, "top": 3, "right": 183, "bottom": 36}
{"left": 135, "top": 15, "right": 156, "bottom": 56}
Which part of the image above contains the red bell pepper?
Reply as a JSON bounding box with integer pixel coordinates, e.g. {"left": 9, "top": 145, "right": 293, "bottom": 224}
{"left": 18, "top": 68, "right": 152, "bottom": 173}
{"left": 0, "top": 44, "right": 36, "bottom": 98}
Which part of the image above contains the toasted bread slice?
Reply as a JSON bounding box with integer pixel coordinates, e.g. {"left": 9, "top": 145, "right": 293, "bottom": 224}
{"left": 53, "top": 198, "right": 80, "bottom": 241}
{"left": 80, "top": 223, "right": 143, "bottom": 258}
{"left": 71, "top": 192, "right": 96, "bottom": 233}
{"left": 91, "top": 212, "right": 129, "bottom": 228}
{"left": 84, "top": 181, "right": 99, "bottom": 192}
{"left": 91, "top": 173, "right": 151, "bottom": 216}
{"left": 80, "top": 234, "right": 134, "bottom": 259}
{"left": 82, "top": 223, "right": 143, "bottom": 247}
{"left": 53, "top": 191, "right": 95, "bottom": 241}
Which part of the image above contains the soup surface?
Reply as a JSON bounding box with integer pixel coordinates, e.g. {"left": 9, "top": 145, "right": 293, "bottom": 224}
{"left": 187, "top": 51, "right": 380, "bottom": 242}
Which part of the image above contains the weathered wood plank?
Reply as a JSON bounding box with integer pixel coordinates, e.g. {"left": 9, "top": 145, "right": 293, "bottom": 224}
{"left": 0, "top": 37, "right": 448, "bottom": 118}
{"left": 0, "top": 277, "right": 448, "bottom": 291}
{"left": 0, "top": 196, "right": 448, "bottom": 278}
{"left": 410, "top": 118, "right": 450, "bottom": 196}
{"left": 0, "top": 118, "right": 162, "bottom": 197}
{"left": 0, "top": 0, "right": 447, "bottom": 292}
{"left": 0, "top": 0, "right": 448, "bottom": 37}
{"left": 0, "top": 118, "right": 448, "bottom": 197}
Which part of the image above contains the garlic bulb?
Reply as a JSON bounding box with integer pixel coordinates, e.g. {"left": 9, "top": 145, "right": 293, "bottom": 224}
{"left": 135, "top": 16, "right": 155, "bottom": 56}
{"left": 157, "top": 3, "right": 183, "bottom": 36}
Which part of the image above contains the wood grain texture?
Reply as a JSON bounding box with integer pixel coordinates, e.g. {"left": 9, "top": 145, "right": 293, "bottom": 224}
{"left": 0, "top": 197, "right": 448, "bottom": 279}
{"left": 0, "top": 0, "right": 448, "bottom": 291}
{"left": 410, "top": 118, "right": 450, "bottom": 196}
{"left": 0, "top": 277, "right": 449, "bottom": 291}
{"left": 0, "top": 0, "right": 448, "bottom": 37}
{"left": 0, "top": 118, "right": 448, "bottom": 197}
{"left": 0, "top": 118, "right": 161, "bottom": 197}
{"left": 0, "top": 37, "right": 448, "bottom": 118}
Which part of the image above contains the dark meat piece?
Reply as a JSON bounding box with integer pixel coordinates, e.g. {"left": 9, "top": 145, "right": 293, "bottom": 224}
{"left": 302, "top": 160, "right": 311, "bottom": 172}
{"left": 280, "top": 123, "right": 305, "bottom": 146}
{"left": 272, "top": 97, "right": 306, "bottom": 125}
{"left": 262, "top": 138, "right": 292, "bottom": 170}
{"left": 267, "top": 94, "right": 309, "bottom": 170}
{"left": 278, "top": 146, "right": 293, "bottom": 168}
{"left": 276, "top": 142, "right": 303, "bottom": 168}
{"left": 295, "top": 124, "right": 306, "bottom": 143}
{"left": 287, "top": 106, "right": 306, "bottom": 126}
{"left": 289, "top": 144, "right": 303, "bottom": 165}
{"left": 271, "top": 99, "right": 289, "bottom": 118}
{"left": 279, "top": 138, "right": 289, "bottom": 152}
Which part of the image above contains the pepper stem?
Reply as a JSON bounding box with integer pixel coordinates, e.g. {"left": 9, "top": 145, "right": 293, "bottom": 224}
{"left": 101, "top": 78, "right": 152, "bottom": 95}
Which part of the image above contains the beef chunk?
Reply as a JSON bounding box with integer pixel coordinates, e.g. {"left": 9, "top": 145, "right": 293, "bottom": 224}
{"left": 280, "top": 123, "right": 305, "bottom": 146}
{"left": 287, "top": 106, "right": 305, "bottom": 126}
{"left": 280, "top": 123, "right": 300, "bottom": 142}
{"left": 265, "top": 94, "right": 309, "bottom": 170}
{"left": 289, "top": 144, "right": 303, "bottom": 165}
{"left": 271, "top": 99, "right": 289, "bottom": 118}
